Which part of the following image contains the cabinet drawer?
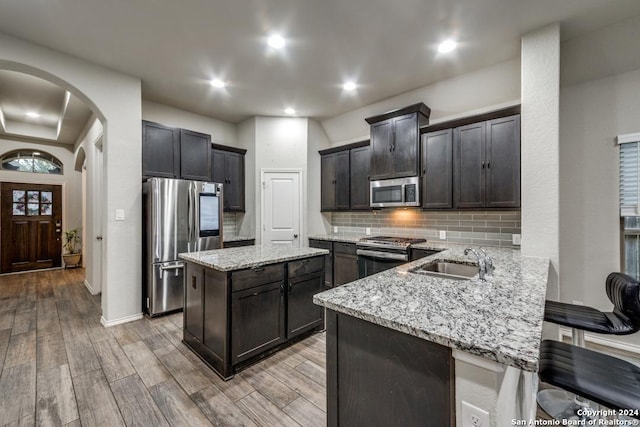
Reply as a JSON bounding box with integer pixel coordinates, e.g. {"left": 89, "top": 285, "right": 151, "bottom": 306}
{"left": 288, "top": 256, "right": 324, "bottom": 278}
{"left": 309, "top": 239, "right": 333, "bottom": 252}
{"left": 334, "top": 242, "right": 357, "bottom": 255}
{"left": 231, "top": 263, "right": 284, "bottom": 292}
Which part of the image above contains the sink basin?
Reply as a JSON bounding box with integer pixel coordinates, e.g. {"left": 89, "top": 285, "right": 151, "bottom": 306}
{"left": 409, "top": 260, "right": 478, "bottom": 280}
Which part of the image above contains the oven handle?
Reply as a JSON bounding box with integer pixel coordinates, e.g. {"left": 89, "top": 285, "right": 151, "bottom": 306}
{"left": 356, "top": 249, "right": 408, "bottom": 261}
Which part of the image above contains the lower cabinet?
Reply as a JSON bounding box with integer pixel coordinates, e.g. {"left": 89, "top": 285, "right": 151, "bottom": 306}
{"left": 309, "top": 239, "right": 334, "bottom": 288}
{"left": 232, "top": 281, "right": 286, "bottom": 364}
{"left": 333, "top": 242, "right": 359, "bottom": 286}
{"left": 183, "top": 256, "right": 325, "bottom": 380}
{"left": 223, "top": 239, "right": 255, "bottom": 248}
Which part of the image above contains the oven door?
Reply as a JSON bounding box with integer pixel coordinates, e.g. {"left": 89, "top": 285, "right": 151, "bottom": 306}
{"left": 357, "top": 249, "right": 408, "bottom": 279}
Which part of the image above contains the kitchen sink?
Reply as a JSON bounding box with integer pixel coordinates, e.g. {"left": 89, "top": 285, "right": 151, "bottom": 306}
{"left": 409, "top": 260, "right": 478, "bottom": 280}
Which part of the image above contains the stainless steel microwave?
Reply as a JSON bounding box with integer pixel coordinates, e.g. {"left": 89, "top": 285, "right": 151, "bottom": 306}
{"left": 370, "top": 176, "right": 420, "bottom": 208}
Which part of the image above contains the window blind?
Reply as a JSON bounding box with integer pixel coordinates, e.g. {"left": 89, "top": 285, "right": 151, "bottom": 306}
{"left": 618, "top": 133, "right": 640, "bottom": 216}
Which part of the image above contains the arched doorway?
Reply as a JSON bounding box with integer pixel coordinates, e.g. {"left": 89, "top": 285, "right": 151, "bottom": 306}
{"left": 0, "top": 32, "right": 143, "bottom": 325}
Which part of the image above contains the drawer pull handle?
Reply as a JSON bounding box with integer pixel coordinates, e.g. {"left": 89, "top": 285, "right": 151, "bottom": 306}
{"left": 252, "top": 267, "right": 265, "bottom": 273}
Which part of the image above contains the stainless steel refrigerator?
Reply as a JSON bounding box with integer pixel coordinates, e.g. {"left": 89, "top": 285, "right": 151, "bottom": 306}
{"left": 143, "top": 177, "right": 223, "bottom": 316}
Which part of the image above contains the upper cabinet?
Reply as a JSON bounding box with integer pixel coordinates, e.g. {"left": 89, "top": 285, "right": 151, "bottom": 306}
{"left": 453, "top": 114, "right": 521, "bottom": 208}
{"left": 211, "top": 145, "right": 246, "bottom": 212}
{"left": 321, "top": 151, "right": 350, "bottom": 211}
{"left": 349, "top": 145, "right": 371, "bottom": 210}
{"left": 421, "top": 129, "right": 453, "bottom": 209}
{"left": 142, "top": 121, "right": 210, "bottom": 181}
{"left": 366, "top": 103, "right": 430, "bottom": 180}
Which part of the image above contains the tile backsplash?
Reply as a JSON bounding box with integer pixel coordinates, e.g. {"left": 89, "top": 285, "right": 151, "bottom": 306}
{"left": 223, "top": 212, "right": 237, "bottom": 238}
{"left": 330, "top": 210, "right": 521, "bottom": 247}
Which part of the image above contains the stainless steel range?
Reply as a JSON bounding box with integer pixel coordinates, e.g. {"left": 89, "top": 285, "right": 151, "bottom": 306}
{"left": 356, "top": 236, "right": 426, "bottom": 278}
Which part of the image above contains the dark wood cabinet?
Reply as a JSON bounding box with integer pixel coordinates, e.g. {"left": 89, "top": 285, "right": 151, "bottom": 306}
{"left": 142, "top": 121, "right": 211, "bottom": 181}
{"left": 179, "top": 129, "right": 211, "bottom": 181}
{"left": 223, "top": 239, "right": 255, "bottom": 248}
{"left": 454, "top": 115, "right": 520, "bottom": 208}
{"left": 184, "top": 263, "right": 204, "bottom": 343}
{"left": 333, "top": 242, "right": 358, "bottom": 286}
{"left": 309, "top": 239, "right": 334, "bottom": 288}
{"left": 231, "top": 281, "right": 286, "bottom": 364}
{"left": 142, "top": 121, "right": 180, "bottom": 179}
{"left": 321, "top": 151, "right": 350, "bottom": 211}
{"left": 421, "top": 129, "right": 453, "bottom": 209}
{"left": 366, "top": 104, "right": 430, "bottom": 181}
{"left": 350, "top": 145, "right": 370, "bottom": 210}
{"left": 326, "top": 311, "right": 454, "bottom": 427}
{"left": 211, "top": 146, "right": 246, "bottom": 212}
{"left": 287, "top": 256, "right": 325, "bottom": 339}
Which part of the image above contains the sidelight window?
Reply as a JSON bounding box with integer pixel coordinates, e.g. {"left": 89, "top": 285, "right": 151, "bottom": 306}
{"left": 618, "top": 132, "right": 640, "bottom": 279}
{"left": 0, "top": 149, "right": 63, "bottom": 174}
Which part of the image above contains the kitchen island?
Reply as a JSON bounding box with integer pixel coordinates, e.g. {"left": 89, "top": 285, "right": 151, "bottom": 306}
{"left": 179, "top": 245, "right": 329, "bottom": 379}
{"left": 314, "top": 245, "right": 549, "bottom": 426}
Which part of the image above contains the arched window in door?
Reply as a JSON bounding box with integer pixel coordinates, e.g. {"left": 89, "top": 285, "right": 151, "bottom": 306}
{"left": 0, "top": 149, "right": 63, "bottom": 174}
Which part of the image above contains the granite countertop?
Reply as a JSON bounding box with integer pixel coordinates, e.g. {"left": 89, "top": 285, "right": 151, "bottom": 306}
{"left": 223, "top": 236, "right": 255, "bottom": 242}
{"left": 314, "top": 246, "right": 549, "bottom": 372}
{"left": 180, "top": 245, "right": 329, "bottom": 272}
{"left": 308, "top": 234, "right": 365, "bottom": 244}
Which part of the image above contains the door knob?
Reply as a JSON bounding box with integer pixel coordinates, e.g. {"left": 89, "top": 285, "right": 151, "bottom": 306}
{"left": 294, "top": 234, "right": 298, "bottom": 238}
{"left": 96, "top": 236, "right": 103, "bottom": 241}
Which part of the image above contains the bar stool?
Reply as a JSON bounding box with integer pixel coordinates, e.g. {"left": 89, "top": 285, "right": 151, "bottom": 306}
{"left": 537, "top": 272, "right": 640, "bottom": 420}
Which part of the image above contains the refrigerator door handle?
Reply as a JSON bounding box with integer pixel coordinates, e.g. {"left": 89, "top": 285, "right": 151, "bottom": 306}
{"left": 187, "top": 184, "right": 193, "bottom": 242}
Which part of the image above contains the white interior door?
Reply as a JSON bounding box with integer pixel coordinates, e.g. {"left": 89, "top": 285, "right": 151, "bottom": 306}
{"left": 262, "top": 171, "right": 302, "bottom": 247}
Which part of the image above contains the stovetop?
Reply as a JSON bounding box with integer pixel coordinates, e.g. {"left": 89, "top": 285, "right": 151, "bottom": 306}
{"left": 358, "top": 235, "right": 426, "bottom": 249}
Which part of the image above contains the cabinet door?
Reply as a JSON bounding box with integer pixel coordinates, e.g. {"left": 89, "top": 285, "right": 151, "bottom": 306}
{"left": 287, "top": 272, "right": 325, "bottom": 338}
{"left": 485, "top": 115, "right": 521, "bottom": 208}
{"left": 184, "top": 263, "right": 204, "bottom": 342}
{"left": 225, "top": 152, "right": 245, "bottom": 211}
{"left": 334, "top": 253, "right": 359, "bottom": 286}
{"left": 309, "top": 239, "right": 333, "bottom": 288}
{"left": 179, "top": 129, "right": 211, "bottom": 181}
{"left": 335, "top": 151, "right": 351, "bottom": 210}
{"left": 454, "top": 122, "right": 486, "bottom": 208}
{"left": 422, "top": 129, "right": 453, "bottom": 209}
{"left": 321, "top": 154, "right": 336, "bottom": 211}
{"left": 392, "top": 113, "right": 420, "bottom": 178}
{"left": 142, "top": 121, "right": 180, "bottom": 179}
{"left": 231, "top": 281, "right": 285, "bottom": 364}
{"left": 350, "top": 146, "right": 371, "bottom": 210}
{"left": 211, "top": 149, "right": 226, "bottom": 184}
{"left": 370, "top": 120, "right": 395, "bottom": 180}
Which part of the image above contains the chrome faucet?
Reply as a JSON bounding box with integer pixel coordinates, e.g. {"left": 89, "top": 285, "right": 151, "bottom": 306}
{"left": 478, "top": 248, "right": 494, "bottom": 276}
{"left": 464, "top": 248, "right": 487, "bottom": 281}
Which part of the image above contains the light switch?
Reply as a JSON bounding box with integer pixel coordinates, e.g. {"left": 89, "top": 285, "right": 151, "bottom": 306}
{"left": 115, "top": 209, "right": 125, "bottom": 221}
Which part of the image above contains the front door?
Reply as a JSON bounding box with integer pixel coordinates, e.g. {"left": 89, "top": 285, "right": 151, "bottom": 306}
{"left": 1, "top": 182, "right": 62, "bottom": 273}
{"left": 262, "top": 171, "right": 301, "bottom": 247}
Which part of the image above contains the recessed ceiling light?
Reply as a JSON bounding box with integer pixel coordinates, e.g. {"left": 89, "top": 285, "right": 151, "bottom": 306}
{"left": 343, "top": 81, "right": 357, "bottom": 91}
{"left": 268, "top": 34, "right": 286, "bottom": 49}
{"left": 438, "top": 39, "right": 457, "bottom": 53}
{"left": 25, "top": 111, "right": 40, "bottom": 118}
{"left": 284, "top": 107, "right": 296, "bottom": 115}
{"left": 210, "top": 78, "right": 226, "bottom": 88}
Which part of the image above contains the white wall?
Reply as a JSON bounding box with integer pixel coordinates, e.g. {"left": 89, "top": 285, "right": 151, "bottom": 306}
{"left": 142, "top": 100, "right": 237, "bottom": 147}
{"left": 306, "top": 119, "right": 332, "bottom": 238}
{"left": 320, "top": 59, "right": 521, "bottom": 146}
{"left": 0, "top": 32, "right": 143, "bottom": 325}
{"left": 236, "top": 118, "right": 256, "bottom": 239}
{"left": 0, "top": 138, "right": 81, "bottom": 231}
{"left": 520, "top": 25, "right": 561, "bottom": 303}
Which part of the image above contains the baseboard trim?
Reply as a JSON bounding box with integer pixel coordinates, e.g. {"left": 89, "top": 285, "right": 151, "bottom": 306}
{"left": 100, "top": 313, "right": 143, "bottom": 328}
{"left": 559, "top": 327, "right": 640, "bottom": 354}
{"left": 83, "top": 279, "right": 100, "bottom": 296}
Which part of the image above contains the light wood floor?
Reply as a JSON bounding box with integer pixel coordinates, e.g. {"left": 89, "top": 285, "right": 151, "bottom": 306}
{"left": 0, "top": 268, "right": 327, "bottom": 427}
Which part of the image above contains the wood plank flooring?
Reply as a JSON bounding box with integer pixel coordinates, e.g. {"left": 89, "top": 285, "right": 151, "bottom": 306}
{"left": 0, "top": 269, "right": 327, "bottom": 427}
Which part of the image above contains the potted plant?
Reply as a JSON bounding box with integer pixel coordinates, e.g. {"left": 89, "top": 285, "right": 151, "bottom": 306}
{"left": 62, "top": 227, "right": 82, "bottom": 268}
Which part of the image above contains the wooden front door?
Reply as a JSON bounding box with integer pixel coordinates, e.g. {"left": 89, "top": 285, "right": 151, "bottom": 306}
{"left": 1, "top": 183, "right": 62, "bottom": 273}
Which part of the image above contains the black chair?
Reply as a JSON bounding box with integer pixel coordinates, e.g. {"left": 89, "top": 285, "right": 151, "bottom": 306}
{"left": 537, "top": 272, "right": 640, "bottom": 420}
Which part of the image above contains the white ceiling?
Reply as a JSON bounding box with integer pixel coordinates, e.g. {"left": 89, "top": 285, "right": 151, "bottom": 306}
{"left": 0, "top": 0, "right": 639, "bottom": 133}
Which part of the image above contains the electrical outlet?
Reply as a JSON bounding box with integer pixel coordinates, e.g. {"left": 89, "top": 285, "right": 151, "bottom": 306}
{"left": 365, "top": 227, "right": 371, "bottom": 236}
{"left": 115, "top": 209, "right": 125, "bottom": 221}
{"left": 462, "top": 401, "right": 489, "bottom": 427}
{"left": 439, "top": 230, "right": 446, "bottom": 240}
{"left": 512, "top": 234, "right": 521, "bottom": 245}
{"left": 333, "top": 226, "right": 338, "bottom": 233}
